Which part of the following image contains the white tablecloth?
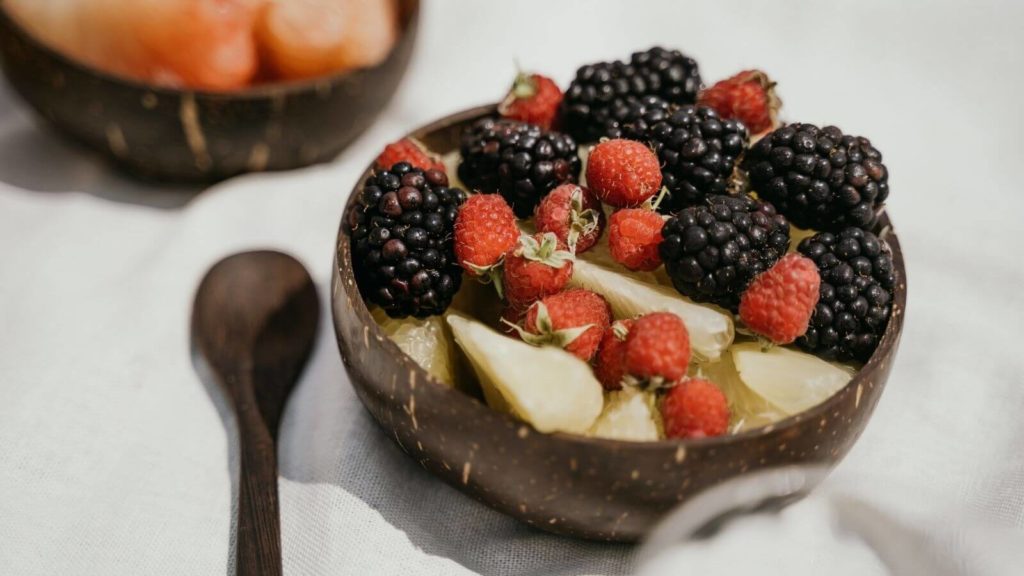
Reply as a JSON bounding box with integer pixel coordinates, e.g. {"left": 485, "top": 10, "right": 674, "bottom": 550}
{"left": 1, "top": 1, "right": 1022, "bottom": 574}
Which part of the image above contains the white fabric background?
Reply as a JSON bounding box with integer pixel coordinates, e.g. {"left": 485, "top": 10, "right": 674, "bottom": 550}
{"left": 1, "top": 1, "right": 1022, "bottom": 574}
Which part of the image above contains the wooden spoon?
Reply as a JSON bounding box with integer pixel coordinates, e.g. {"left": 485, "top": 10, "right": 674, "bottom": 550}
{"left": 192, "top": 251, "right": 319, "bottom": 576}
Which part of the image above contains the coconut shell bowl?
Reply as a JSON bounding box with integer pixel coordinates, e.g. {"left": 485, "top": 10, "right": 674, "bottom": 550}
{"left": 0, "top": 0, "right": 419, "bottom": 183}
{"left": 332, "top": 105, "right": 907, "bottom": 542}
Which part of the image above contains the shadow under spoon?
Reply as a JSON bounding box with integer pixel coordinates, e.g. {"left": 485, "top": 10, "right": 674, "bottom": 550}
{"left": 192, "top": 251, "right": 319, "bottom": 576}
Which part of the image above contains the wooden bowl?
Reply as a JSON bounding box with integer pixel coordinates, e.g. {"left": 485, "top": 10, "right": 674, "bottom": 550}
{"left": 0, "top": 0, "right": 419, "bottom": 183}
{"left": 331, "top": 105, "right": 907, "bottom": 542}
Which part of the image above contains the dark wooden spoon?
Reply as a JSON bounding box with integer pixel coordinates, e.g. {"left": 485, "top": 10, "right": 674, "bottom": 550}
{"left": 192, "top": 251, "right": 319, "bottom": 576}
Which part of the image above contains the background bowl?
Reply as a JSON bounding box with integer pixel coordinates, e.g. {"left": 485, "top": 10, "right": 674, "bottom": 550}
{"left": 0, "top": 0, "right": 419, "bottom": 183}
{"left": 332, "top": 105, "right": 907, "bottom": 542}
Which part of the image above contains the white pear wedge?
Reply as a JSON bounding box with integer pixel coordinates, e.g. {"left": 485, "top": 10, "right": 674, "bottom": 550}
{"left": 447, "top": 314, "right": 604, "bottom": 434}
{"left": 697, "top": 352, "right": 786, "bottom": 433}
{"left": 373, "top": 308, "right": 458, "bottom": 387}
{"left": 589, "top": 387, "right": 662, "bottom": 441}
{"left": 568, "top": 259, "right": 734, "bottom": 361}
{"left": 731, "top": 342, "right": 854, "bottom": 415}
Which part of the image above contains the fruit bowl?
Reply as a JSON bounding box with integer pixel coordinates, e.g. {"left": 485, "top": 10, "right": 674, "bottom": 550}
{"left": 331, "top": 104, "right": 906, "bottom": 542}
{"left": 0, "top": 0, "right": 419, "bottom": 183}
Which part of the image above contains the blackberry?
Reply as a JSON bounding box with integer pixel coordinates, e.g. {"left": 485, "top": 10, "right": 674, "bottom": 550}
{"left": 457, "top": 118, "right": 581, "bottom": 218}
{"left": 660, "top": 194, "right": 790, "bottom": 310}
{"left": 797, "top": 227, "right": 895, "bottom": 362}
{"left": 600, "top": 95, "right": 672, "bottom": 140}
{"left": 560, "top": 47, "right": 702, "bottom": 142}
{"left": 637, "top": 105, "right": 748, "bottom": 213}
{"left": 348, "top": 162, "right": 465, "bottom": 318}
{"left": 742, "top": 123, "right": 890, "bottom": 231}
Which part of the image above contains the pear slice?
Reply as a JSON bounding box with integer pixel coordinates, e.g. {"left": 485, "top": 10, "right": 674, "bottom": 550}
{"left": 731, "top": 342, "right": 855, "bottom": 416}
{"left": 788, "top": 224, "right": 818, "bottom": 252}
{"left": 372, "top": 308, "right": 460, "bottom": 388}
{"left": 589, "top": 387, "right": 662, "bottom": 441}
{"left": 447, "top": 314, "right": 604, "bottom": 434}
{"left": 568, "top": 259, "right": 734, "bottom": 361}
{"left": 697, "top": 351, "right": 787, "bottom": 433}
{"left": 441, "top": 150, "right": 465, "bottom": 190}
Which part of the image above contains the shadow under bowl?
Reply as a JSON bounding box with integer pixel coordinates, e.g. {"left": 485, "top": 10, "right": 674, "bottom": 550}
{"left": 0, "top": 0, "right": 419, "bottom": 183}
{"left": 331, "top": 104, "right": 907, "bottom": 542}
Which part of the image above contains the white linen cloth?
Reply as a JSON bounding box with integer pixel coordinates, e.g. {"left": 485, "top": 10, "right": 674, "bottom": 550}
{"left": 1, "top": 1, "right": 1022, "bottom": 574}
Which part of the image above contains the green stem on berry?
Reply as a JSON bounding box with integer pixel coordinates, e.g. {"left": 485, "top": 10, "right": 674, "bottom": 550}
{"left": 644, "top": 186, "right": 670, "bottom": 212}
{"left": 518, "top": 232, "right": 574, "bottom": 268}
{"left": 466, "top": 259, "right": 506, "bottom": 300}
{"left": 566, "top": 186, "right": 600, "bottom": 253}
{"left": 511, "top": 72, "right": 537, "bottom": 99}
{"left": 501, "top": 303, "right": 594, "bottom": 349}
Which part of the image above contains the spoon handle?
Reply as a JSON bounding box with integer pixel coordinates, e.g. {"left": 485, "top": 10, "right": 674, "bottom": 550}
{"left": 235, "top": 386, "right": 283, "bottom": 576}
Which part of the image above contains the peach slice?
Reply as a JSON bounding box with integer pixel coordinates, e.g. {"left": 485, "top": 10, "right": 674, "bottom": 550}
{"left": 6, "top": 0, "right": 260, "bottom": 90}
{"left": 256, "top": 0, "right": 397, "bottom": 81}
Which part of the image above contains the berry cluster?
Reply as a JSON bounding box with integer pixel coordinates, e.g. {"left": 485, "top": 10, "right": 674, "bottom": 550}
{"left": 353, "top": 45, "right": 899, "bottom": 443}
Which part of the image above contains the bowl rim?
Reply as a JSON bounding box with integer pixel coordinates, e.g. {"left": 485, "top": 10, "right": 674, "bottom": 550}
{"left": 333, "top": 103, "right": 907, "bottom": 452}
{"left": 0, "top": 0, "right": 419, "bottom": 100}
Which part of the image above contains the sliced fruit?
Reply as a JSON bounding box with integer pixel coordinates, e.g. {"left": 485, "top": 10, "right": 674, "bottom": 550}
{"left": 788, "top": 225, "right": 818, "bottom": 252}
{"left": 589, "top": 387, "right": 662, "bottom": 441}
{"left": 9, "top": 0, "right": 260, "bottom": 89}
{"left": 256, "top": 0, "right": 396, "bottom": 80}
{"left": 372, "top": 308, "right": 460, "bottom": 388}
{"left": 568, "top": 259, "right": 734, "bottom": 361}
{"left": 441, "top": 151, "right": 465, "bottom": 190}
{"left": 730, "top": 342, "right": 855, "bottom": 415}
{"left": 697, "top": 351, "right": 786, "bottom": 433}
{"left": 447, "top": 314, "right": 604, "bottom": 434}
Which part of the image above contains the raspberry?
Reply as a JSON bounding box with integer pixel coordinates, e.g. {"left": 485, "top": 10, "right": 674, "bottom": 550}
{"left": 498, "top": 73, "right": 563, "bottom": 131}
{"left": 513, "top": 289, "right": 611, "bottom": 361}
{"left": 739, "top": 253, "right": 821, "bottom": 344}
{"left": 499, "top": 304, "right": 526, "bottom": 336}
{"left": 533, "top": 184, "right": 605, "bottom": 254}
{"left": 502, "top": 232, "right": 575, "bottom": 310}
{"left": 594, "top": 319, "right": 633, "bottom": 391}
{"left": 623, "top": 312, "right": 690, "bottom": 388}
{"left": 698, "top": 70, "right": 780, "bottom": 135}
{"left": 661, "top": 378, "right": 730, "bottom": 439}
{"left": 454, "top": 195, "right": 520, "bottom": 292}
{"left": 374, "top": 138, "right": 445, "bottom": 173}
{"left": 586, "top": 139, "right": 662, "bottom": 208}
{"left": 608, "top": 208, "right": 665, "bottom": 271}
